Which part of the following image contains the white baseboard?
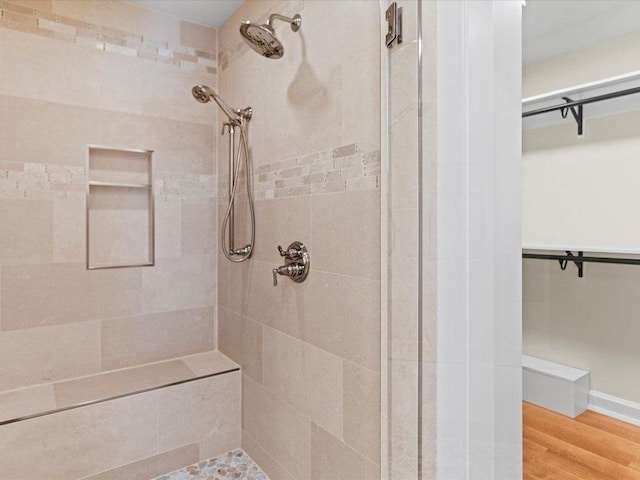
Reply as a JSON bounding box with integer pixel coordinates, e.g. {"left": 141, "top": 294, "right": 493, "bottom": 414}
{"left": 588, "top": 390, "right": 640, "bottom": 427}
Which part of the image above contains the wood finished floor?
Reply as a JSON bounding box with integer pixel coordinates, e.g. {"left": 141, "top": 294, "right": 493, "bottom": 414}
{"left": 524, "top": 401, "right": 640, "bottom": 479}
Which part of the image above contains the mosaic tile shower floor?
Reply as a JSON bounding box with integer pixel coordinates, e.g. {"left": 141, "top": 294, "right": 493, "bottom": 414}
{"left": 153, "top": 449, "right": 269, "bottom": 480}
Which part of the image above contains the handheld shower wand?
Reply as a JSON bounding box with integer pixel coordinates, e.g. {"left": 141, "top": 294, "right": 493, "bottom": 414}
{"left": 191, "top": 85, "right": 255, "bottom": 263}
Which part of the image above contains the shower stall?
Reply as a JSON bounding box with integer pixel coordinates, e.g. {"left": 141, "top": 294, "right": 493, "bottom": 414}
{"left": 0, "top": 1, "right": 522, "bottom": 479}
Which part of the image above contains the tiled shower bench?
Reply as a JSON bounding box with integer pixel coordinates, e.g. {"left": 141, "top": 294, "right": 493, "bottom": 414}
{"left": 0, "top": 351, "right": 243, "bottom": 479}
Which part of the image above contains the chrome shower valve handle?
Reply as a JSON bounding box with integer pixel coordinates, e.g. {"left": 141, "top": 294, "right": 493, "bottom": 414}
{"left": 277, "top": 244, "right": 301, "bottom": 259}
{"left": 272, "top": 264, "right": 303, "bottom": 286}
{"left": 272, "top": 241, "right": 310, "bottom": 286}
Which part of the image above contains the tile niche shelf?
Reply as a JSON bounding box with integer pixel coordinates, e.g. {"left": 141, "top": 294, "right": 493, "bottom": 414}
{"left": 86, "top": 145, "right": 155, "bottom": 270}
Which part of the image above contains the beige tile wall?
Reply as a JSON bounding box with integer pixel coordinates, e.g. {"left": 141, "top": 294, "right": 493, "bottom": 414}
{"left": 0, "top": 4, "right": 225, "bottom": 476}
{"left": 0, "top": 372, "right": 240, "bottom": 480}
{"left": 218, "top": 1, "right": 381, "bottom": 478}
{"left": 0, "top": 0, "right": 219, "bottom": 393}
{"left": 420, "top": 2, "right": 438, "bottom": 478}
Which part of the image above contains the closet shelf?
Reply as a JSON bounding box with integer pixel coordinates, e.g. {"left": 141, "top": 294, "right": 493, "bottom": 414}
{"left": 522, "top": 70, "right": 640, "bottom": 135}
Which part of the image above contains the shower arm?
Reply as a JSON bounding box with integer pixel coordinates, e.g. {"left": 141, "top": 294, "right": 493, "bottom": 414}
{"left": 267, "top": 13, "right": 302, "bottom": 31}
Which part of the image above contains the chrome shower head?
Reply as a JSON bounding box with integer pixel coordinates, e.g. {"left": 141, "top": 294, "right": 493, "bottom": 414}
{"left": 191, "top": 84, "right": 242, "bottom": 122}
{"left": 192, "top": 85, "right": 214, "bottom": 104}
{"left": 240, "top": 13, "right": 301, "bottom": 59}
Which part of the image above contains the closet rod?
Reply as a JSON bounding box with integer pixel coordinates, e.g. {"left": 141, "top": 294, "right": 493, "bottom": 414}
{"left": 522, "top": 85, "right": 640, "bottom": 118}
{"left": 523, "top": 251, "right": 640, "bottom": 278}
{"left": 523, "top": 252, "right": 640, "bottom": 265}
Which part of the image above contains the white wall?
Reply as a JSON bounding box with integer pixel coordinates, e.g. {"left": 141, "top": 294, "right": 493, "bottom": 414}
{"left": 524, "top": 110, "right": 640, "bottom": 252}
{"left": 435, "top": 1, "right": 522, "bottom": 479}
{"left": 524, "top": 30, "right": 640, "bottom": 98}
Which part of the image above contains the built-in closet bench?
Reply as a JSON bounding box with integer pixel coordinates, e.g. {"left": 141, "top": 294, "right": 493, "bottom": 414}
{"left": 0, "top": 351, "right": 239, "bottom": 425}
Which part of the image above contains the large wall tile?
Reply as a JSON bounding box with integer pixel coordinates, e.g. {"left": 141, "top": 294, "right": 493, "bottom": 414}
{"left": 101, "top": 307, "right": 215, "bottom": 370}
{"left": 311, "top": 190, "right": 380, "bottom": 279}
{"left": 252, "top": 196, "right": 311, "bottom": 263}
{"left": 158, "top": 372, "right": 240, "bottom": 452}
{"left": 0, "top": 199, "right": 52, "bottom": 264}
{"left": 142, "top": 255, "right": 214, "bottom": 313}
{"left": 52, "top": 0, "right": 183, "bottom": 47}
{"left": 218, "top": 307, "right": 263, "bottom": 383}
{"left": 180, "top": 20, "right": 217, "bottom": 52}
{"left": 341, "top": 45, "right": 380, "bottom": 149}
{"left": 228, "top": 259, "right": 286, "bottom": 332}
{"left": 242, "top": 431, "right": 296, "bottom": 480}
{"left": 93, "top": 42, "right": 217, "bottom": 124}
{"left": 390, "top": 108, "right": 419, "bottom": 210}
{"left": 242, "top": 374, "right": 311, "bottom": 480}
{"left": 54, "top": 360, "right": 194, "bottom": 409}
{"left": 0, "top": 95, "right": 100, "bottom": 166}
{"left": 217, "top": 242, "right": 230, "bottom": 309}
{"left": 53, "top": 198, "right": 86, "bottom": 263}
{"left": 285, "top": 270, "right": 380, "bottom": 372}
{"left": 389, "top": 431, "right": 418, "bottom": 480}
{"left": 310, "top": 423, "right": 379, "bottom": 480}
{"left": 0, "top": 384, "right": 56, "bottom": 424}
{"left": 16, "top": 1, "right": 52, "bottom": 10}
{"left": 389, "top": 40, "right": 418, "bottom": 122}
{"left": 0, "top": 27, "right": 101, "bottom": 115}
{"left": 343, "top": 361, "right": 380, "bottom": 465}
{"left": 181, "top": 203, "right": 216, "bottom": 256}
{"left": 1, "top": 262, "right": 142, "bottom": 329}
{"left": 389, "top": 360, "right": 419, "bottom": 438}
{"left": 81, "top": 444, "right": 199, "bottom": 480}
{"left": 0, "top": 390, "right": 159, "bottom": 480}
{"left": 199, "top": 429, "right": 241, "bottom": 461}
{"left": 181, "top": 350, "right": 239, "bottom": 377}
{"left": 0, "top": 321, "right": 100, "bottom": 390}
{"left": 155, "top": 201, "right": 182, "bottom": 259}
{"left": 99, "top": 110, "right": 215, "bottom": 175}
{"left": 262, "top": 326, "right": 343, "bottom": 439}
{"left": 389, "top": 207, "right": 419, "bottom": 361}
{"left": 0, "top": 28, "right": 215, "bottom": 124}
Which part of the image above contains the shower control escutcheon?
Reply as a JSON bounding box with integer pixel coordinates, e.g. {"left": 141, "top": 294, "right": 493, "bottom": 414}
{"left": 272, "top": 241, "right": 310, "bottom": 286}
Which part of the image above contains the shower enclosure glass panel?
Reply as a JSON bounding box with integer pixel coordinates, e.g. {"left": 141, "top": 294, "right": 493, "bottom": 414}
{"left": 381, "top": 0, "right": 428, "bottom": 478}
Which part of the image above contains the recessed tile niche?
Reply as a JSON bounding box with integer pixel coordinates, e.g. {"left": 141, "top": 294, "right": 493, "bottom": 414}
{"left": 87, "top": 146, "right": 154, "bottom": 269}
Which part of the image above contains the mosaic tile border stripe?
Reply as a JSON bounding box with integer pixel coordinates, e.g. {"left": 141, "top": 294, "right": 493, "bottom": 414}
{"left": 153, "top": 449, "right": 269, "bottom": 480}
{"left": 155, "top": 172, "right": 217, "bottom": 204}
{"left": 218, "top": 143, "right": 381, "bottom": 202}
{"left": 0, "top": 1, "right": 217, "bottom": 75}
{"left": 0, "top": 162, "right": 216, "bottom": 204}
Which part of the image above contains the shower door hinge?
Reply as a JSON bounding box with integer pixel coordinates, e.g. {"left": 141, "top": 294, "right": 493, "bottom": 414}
{"left": 385, "top": 2, "right": 402, "bottom": 48}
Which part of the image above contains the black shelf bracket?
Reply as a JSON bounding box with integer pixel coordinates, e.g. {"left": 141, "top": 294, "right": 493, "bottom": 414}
{"left": 556, "top": 250, "right": 584, "bottom": 277}
{"left": 560, "top": 97, "right": 583, "bottom": 135}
